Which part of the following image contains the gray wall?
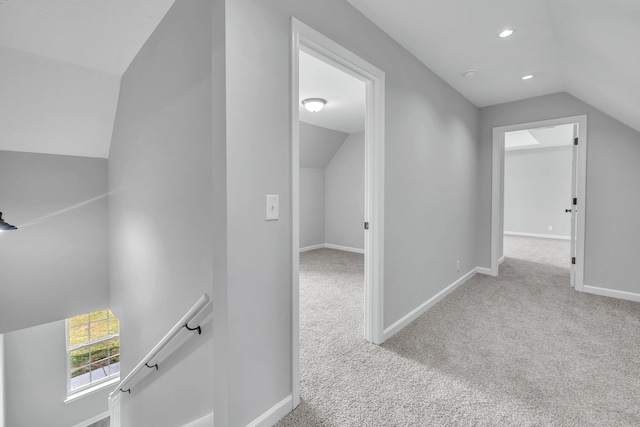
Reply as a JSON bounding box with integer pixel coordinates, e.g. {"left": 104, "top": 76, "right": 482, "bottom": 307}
{"left": 300, "top": 122, "right": 348, "bottom": 168}
{"left": 477, "top": 92, "right": 640, "bottom": 294}
{"left": 0, "top": 151, "right": 109, "bottom": 334}
{"left": 0, "top": 335, "right": 4, "bottom": 427}
{"left": 225, "top": 0, "right": 478, "bottom": 425}
{"left": 108, "top": 0, "right": 215, "bottom": 425}
{"left": 300, "top": 168, "right": 325, "bottom": 248}
{"left": 325, "top": 131, "right": 365, "bottom": 250}
{"left": 4, "top": 321, "right": 109, "bottom": 427}
{"left": 504, "top": 146, "right": 572, "bottom": 237}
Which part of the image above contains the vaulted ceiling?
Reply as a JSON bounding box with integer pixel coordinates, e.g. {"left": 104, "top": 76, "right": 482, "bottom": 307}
{"left": 0, "top": 0, "right": 175, "bottom": 158}
{"left": 347, "top": 0, "right": 640, "bottom": 133}
{"left": 0, "top": 0, "right": 638, "bottom": 159}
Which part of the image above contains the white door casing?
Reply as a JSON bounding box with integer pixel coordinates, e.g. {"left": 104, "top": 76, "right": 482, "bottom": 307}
{"left": 290, "top": 18, "right": 386, "bottom": 409}
{"left": 490, "top": 115, "right": 587, "bottom": 292}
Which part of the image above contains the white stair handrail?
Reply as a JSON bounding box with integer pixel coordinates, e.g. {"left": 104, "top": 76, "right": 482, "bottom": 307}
{"left": 109, "top": 293, "right": 211, "bottom": 402}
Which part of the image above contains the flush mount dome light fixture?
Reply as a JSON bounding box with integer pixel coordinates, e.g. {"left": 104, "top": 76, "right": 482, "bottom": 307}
{"left": 0, "top": 212, "right": 17, "bottom": 231}
{"left": 521, "top": 74, "right": 534, "bottom": 80}
{"left": 462, "top": 69, "right": 477, "bottom": 78}
{"left": 302, "top": 98, "right": 326, "bottom": 113}
{"left": 499, "top": 29, "right": 515, "bottom": 38}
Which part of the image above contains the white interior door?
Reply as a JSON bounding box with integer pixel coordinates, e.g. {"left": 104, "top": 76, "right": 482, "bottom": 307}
{"left": 569, "top": 124, "right": 578, "bottom": 286}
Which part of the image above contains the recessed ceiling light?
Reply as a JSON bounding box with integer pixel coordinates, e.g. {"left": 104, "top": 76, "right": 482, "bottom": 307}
{"left": 521, "top": 74, "right": 534, "bottom": 80}
{"left": 302, "top": 98, "right": 326, "bottom": 113}
{"left": 462, "top": 70, "right": 477, "bottom": 78}
{"left": 499, "top": 29, "right": 515, "bottom": 38}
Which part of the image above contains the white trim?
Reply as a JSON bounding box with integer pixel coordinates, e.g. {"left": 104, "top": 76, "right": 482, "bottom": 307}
{"left": 300, "top": 243, "right": 365, "bottom": 254}
{"left": 71, "top": 410, "right": 110, "bottom": 427}
{"left": 246, "top": 395, "right": 292, "bottom": 427}
{"left": 499, "top": 256, "right": 505, "bottom": 265}
{"left": 383, "top": 268, "right": 477, "bottom": 341}
{"left": 490, "top": 115, "right": 587, "bottom": 292}
{"left": 182, "top": 413, "right": 214, "bottom": 427}
{"left": 583, "top": 285, "right": 640, "bottom": 303}
{"left": 504, "top": 231, "right": 571, "bottom": 241}
{"left": 476, "top": 267, "right": 494, "bottom": 276}
{"left": 64, "top": 376, "right": 120, "bottom": 404}
{"left": 324, "top": 243, "right": 365, "bottom": 254}
{"left": 299, "top": 244, "right": 325, "bottom": 252}
{"left": 291, "top": 17, "right": 386, "bottom": 409}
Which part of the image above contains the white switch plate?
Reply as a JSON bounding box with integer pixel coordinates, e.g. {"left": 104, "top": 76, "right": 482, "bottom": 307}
{"left": 266, "top": 195, "right": 279, "bottom": 221}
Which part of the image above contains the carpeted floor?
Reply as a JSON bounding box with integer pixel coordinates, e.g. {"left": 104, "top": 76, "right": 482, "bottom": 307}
{"left": 277, "top": 240, "right": 640, "bottom": 426}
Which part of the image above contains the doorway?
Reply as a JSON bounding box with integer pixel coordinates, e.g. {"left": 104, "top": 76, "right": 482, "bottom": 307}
{"left": 290, "top": 18, "right": 385, "bottom": 408}
{"left": 490, "top": 115, "right": 587, "bottom": 290}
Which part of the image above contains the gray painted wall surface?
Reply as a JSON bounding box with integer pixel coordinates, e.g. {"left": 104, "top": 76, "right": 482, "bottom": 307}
{"left": 300, "top": 121, "right": 348, "bottom": 168}
{"left": 0, "top": 151, "right": 109, "bottom": 334}
{"left": 504, "top": 147, "right": 572, "bottom": 237}
{"left": 300, "top": 168, "right": 326, "bottom": 248}
{"left": 108, "top": 1, "right": 215, "bottom": 425}
{"left": 0, "top": 335, "right": 4, "bottom": 427}
{"left": 477, "top": 92, "right": 640, "bottom": 293}
{"left": 4, "top": 321, "right": 109, "bottom": 427}
{"left": 325, "top": 131, "right": 365, "bottom": 250}
{"left": 226, "top": 1, "right": 478, "bottom": 424}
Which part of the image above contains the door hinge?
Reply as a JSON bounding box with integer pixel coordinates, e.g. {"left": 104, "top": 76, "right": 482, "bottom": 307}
{"left": 572, "top": 257, "right": 576, "bottom": 265}
{"left": 364, "top": 222, "right": 369, "bottom": 230}
{"left": 573, "top": 197, "right": 577, "bottom": 205}
{"left": 574, "top": 137, "right": 579, "bottom": 145}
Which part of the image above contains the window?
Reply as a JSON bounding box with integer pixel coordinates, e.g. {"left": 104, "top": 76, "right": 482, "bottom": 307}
{"left": 66, "top": 310, "right": 120, "bottom": 394}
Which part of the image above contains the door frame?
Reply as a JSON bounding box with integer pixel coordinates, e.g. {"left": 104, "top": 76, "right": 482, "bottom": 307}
{"left": 490, "top": 115, "right": 587, "bottom": 290}
{"left": 290, "top": 17, "right": 386, "bottom": 408}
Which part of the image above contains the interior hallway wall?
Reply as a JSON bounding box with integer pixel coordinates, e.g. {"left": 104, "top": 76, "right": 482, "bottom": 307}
{"left": 108, "top": 0, "right": 216, "bottom": 425}
{"left": 3, "top": 321, "right": 110, "bottom": 427}
{"left": 325, "top": 131, "right": 365, "bottom": 250}
{"left": 477, "top": 92, "right": 640, "bottom": 295}
{"left": 0, "top": 335, "right": 4, "bottom": 427}
{"left": 504, "top": 146, "right": 572, "bottom": 238}
{"left": 0, "top": 151, "right": 109, "bottom": 334}
{"left": 300, "top": 168, "right": 325, "bottom": 248}
{"left": 225, "top": 1, "right": 478, "bottom": 425}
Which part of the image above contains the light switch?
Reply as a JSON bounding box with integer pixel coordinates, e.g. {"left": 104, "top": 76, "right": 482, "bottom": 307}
{"left": 266, "top": 195, "right": 279, "bottom": 221}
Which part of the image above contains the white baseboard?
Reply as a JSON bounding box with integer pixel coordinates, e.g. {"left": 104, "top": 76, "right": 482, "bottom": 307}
{"left": 183, "top": 413, "right": 214, "bottom": 427}
{"left": 299, "top": 244, "right": 325, "bottom": 252}
{"left": 499, "top": 256, "right": 505, "bottom": 265}
{"left": 324, "top": 243, "right": 365, "bottom": 254}
{"left": 383, "top": 268, "right": 477, "bottom": 341}
{"left": 504, "top": 231, "right": 570, "bottom": 241}
{"left": 476, "top": 267, "right": 494, "bottom": 276}
{"left": 583, "top": 285, "right": 640, "bottom": 303}
{"left": 246, "top": 395, "right": 292, "bottom": 427}
{"left": 299, "top": 243, "right": 365, "bottom": 254}
{"left": 72, "top": 411, "right": 110, "bottom": 427}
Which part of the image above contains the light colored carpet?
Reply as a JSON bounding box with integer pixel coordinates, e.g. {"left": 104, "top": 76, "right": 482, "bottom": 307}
{"left": 277, "top": 244, "right": 640, "bottom": 426}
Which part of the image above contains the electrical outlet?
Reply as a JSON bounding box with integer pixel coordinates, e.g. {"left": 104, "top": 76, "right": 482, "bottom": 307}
{"left": 456, "top": 260, "right": 461, "bottom": 272}
{"left": 548, "top": 225, "right": 553, "bottom": 231}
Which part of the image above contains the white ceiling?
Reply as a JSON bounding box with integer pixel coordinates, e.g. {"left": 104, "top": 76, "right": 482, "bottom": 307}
{"left": 506, "top": 124, "right": 574, "bottom": 151}
{"left": 1, "top": 0, "right": 638, "bottom": 159}
{"left": 299, "top": 51, "right": 365, "bottom": 134}
{"left": 346, "top": 0, "right": 640, "bottom": 133}
{"left": 0, "top": 0, "right": 175, "bottom": 75}
{"left": 0, "top": 0, "right": 175, "bottom": 158}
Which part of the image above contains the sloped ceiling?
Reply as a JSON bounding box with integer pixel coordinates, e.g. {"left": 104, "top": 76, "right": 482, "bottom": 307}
{"left": 299, "top": 51, "right": 366, "bottom": 134}
{"left": 0, "top": 0, "right": 175, "bottom": 158}
{"left": 347, "top": 0, "right": 640, "bottom": 133}
{"left": 1, "top": 0, "right": 638, "bottom": 159}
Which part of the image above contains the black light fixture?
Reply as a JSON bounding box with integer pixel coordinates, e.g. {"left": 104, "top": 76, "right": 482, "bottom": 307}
{"left": 0, "top": 212, "right": 17, "bottom": 231}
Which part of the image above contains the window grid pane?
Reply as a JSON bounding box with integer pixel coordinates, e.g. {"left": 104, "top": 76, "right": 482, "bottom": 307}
{"left": 68, "top": 309, "right": 120, "bottom": 392}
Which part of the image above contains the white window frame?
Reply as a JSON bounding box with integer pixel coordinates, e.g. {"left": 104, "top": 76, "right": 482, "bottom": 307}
{"left": 65, "top": 310, "right": 121, "bottom": 399}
